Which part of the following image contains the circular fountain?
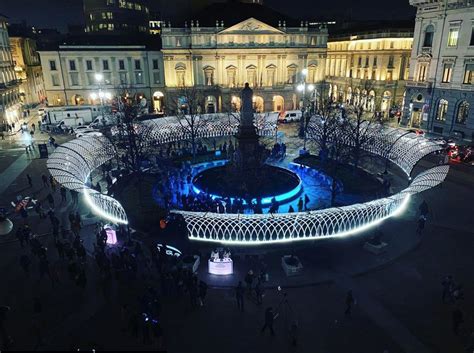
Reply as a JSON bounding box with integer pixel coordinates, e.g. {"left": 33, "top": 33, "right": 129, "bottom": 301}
{"left": 190, "top": 83, "right": 302, "bottom": 207}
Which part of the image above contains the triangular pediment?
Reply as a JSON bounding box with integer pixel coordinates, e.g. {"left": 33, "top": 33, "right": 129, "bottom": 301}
{"left": 219, "top": 18, "right": 284, "bottom": 34}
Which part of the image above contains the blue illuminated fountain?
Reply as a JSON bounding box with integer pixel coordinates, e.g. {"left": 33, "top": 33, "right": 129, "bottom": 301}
{"left": 192, "top": 83, "right": 302, "bottom": 207}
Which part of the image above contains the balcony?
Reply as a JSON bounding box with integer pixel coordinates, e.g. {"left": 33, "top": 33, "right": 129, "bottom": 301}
{"left": 406, "top": 80, "right": 432, "bottom": 89}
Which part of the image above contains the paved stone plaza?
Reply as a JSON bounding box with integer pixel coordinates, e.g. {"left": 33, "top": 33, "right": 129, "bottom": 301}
{"left": 0, "top": 119, "right": 473, "bottom": 352}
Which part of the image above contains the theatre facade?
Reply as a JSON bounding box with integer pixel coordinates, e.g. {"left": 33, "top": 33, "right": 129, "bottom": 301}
{"left": 160, "top": 17, "right": 328, "bottom": 114}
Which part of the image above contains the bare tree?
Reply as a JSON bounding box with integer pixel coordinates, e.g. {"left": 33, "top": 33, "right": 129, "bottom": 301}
{"left": 172, "top": 86, "right": 210, "bottom": 161}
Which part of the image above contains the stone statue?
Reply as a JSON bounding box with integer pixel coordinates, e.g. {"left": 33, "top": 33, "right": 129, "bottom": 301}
{"left": 241, "top": 82, "right": 254, "bottom": 128}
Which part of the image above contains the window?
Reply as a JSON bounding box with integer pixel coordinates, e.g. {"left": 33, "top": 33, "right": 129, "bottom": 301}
{"left": 417, "top": 63, "right": 428, "bottom": 81}
{"left": 357, "top": 57, "right": 362, "bottom": 66}
{"left": 442, "top": 63, "right": 453, "bottom": 83}
{"left": 135, "top": 71, "right": 143, "bottom": 84}
{"left": 119, "top": 72, "right": 127, "bottom": 84}
{"left": 436, "top": 99, "right": 448, "bottom": 121}
{"left": 423, "top": 25, "right": 434, "bottom": 47}
{"left": 86, "top": 72, "right": 95, "bottom": 85}
{"left": 463, "top": 64, "right": 474, "bottom": 84}
{"left": 119, "top": 60, "right": 125, "bottom": 70}
{"left": 448, "top": 28, "right": 459, "bottom": 47}
{"left": 386, "top": 70, "right": 393, "bottom": 81}
{"left": 470, "top": 27, "right": 474, "bottom": 46}
{"left": 153, "top": 72, "right": 161, "bottom": 84}
{"left": 49, "top": 60, "right": 57, "bottom": 71}
{"left": 372, "top": 70, "right": 376, "bottom": 79}
{"left": 456, "top": 101, "right": 469, "bottom": 124}
{"left": 103, "top": 60, "right": 109, "bottom": 70}
{"left": 365, "top": 57, "right": 369, "bottom": 67}
{"left": 373, "top": 57, "right": 377, "bottom": 67}
{"left": 51, "top": 74, "right": 59, "bottom": 86}
{"left": 388, "top": 55, "right": 394, "bottom": 68}
{"left": 69, "top": 60, "right": 76, "bottom": 71}
{"left": 134, "top": 60, "right": 141, "bottom": 70}
{"left": 86, "top": 60, "right": 93, "bottom": 71}
{"left": 152, "top": 59, "right": 159, "bottom": 70}
{"left": 390, "top": 41, "right": 394, "bottom": 49}
{"left": 70, "top": 72, "right": 79, "bottom": 86}
{"left": 102, "top": 12, "right": 113, "bottom": 19}
{"left": 106, "top": 0, "right": 115, "bottom": 4}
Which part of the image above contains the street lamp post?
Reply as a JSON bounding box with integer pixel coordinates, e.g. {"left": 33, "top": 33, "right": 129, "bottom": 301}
{"left": 297, "top": 69, "right": 314, "bottom": 149}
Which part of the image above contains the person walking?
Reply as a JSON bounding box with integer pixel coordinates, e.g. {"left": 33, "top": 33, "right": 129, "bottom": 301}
{"left": 20, "top": 254, "right": 31, "bottom": 277}
{"left": 344, "top": 290, "right": 355, "bottom": 317}
{"left": 442, "top": 275, "right": 454, "bottom": 303}
{"left": 260, "top": 307, "right": 275, "bottom": 336}
{"left": 255, "top": 281, "right": 263, "bottom": 305}
{"left": 46, "top": 193, "right": 55, "bottom": 208}
{"left": 419, "top": 200, "right": 429, "bottom": 217}
{"left": 244, "top": 270, "right": 254, "bottom": 295}
{"left": 236, "top": 281, "right": 244, "bottom": 312}
{"left": 452, "top": 308, "right": 464, "bottom": 335}
{"left": 297, "top": 197, "right": 304, "bottom": 212}
{"left": 27, "top": 174, "right": 33, "bottom": 188}
{"left": 198, "top": 280, "right": 208, "bottom": 307}
{"left": 304, "top": 194, "right": 310, "bottom": 210}
{"left": 60, "top": 186, "right": 67, "bottom": 203}
{"left": 41, "top": 174, "right": 48, "bottom": 188}
{"left": 416, "top": 214, "right": 427, "bottom": 235}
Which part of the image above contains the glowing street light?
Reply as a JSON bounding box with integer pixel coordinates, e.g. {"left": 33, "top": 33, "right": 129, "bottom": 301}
{"left": 302, "top": 68, "right": 308, "bottom": 76}
{"left": 297, "top": 84, "right": 305, "bottom": 92}
{"left": 94, "top": 73, "right": 104, "bottom": 82}
{"left": 307, "top": 84, "right": 315, "bottom": 91}
{"left": 90, "top": 93, "right": 98, "bottom": 100}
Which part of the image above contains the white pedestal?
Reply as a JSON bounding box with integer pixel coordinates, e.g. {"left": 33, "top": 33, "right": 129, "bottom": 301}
{"left": 208, "top": 258, "right": 233, "bottom": 275}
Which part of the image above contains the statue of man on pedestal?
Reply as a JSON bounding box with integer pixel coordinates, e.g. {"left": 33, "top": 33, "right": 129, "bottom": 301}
{"left": 241, "top": 82, "right": 254, "bottom": 129}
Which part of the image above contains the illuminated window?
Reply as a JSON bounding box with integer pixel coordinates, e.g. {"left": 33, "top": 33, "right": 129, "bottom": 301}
{"left": 436, "top": 99, "right": 448, "bottom": 121}
{"left": 463, "top": 64, "right": 474, "bottom": 84}
{"left": 448, "top": 28, "right": 459, "bottom": 47}
{"left": 442, "top": 63, "right": 453, "bottom": 83}
{"left": 386, "top": 70, "right": 393, "bottom": 81}
{"left": 417, "top": 63, "right": 428, "bottom": 81}
{"left": 119, "top": 0, "right": 126, "bottom": 8}
{"left": 456, "top": 101, "right": 469, "bottom": 124}
{"left": 387, "top": 55, "right": 394, "bottom": 68}
{"left": 106, "top": 0, "right": 115, "bottom": 4}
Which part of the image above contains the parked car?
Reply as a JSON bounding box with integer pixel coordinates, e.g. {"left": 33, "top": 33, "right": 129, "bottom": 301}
{"left": 278, "top": 110, "right": 302, "bottom": 123}
{"left": 76, "top": 129, "right": 103, "bottom": 138}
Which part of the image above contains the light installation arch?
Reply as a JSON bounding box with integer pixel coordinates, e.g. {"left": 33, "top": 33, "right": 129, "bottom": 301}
{"left": 47, "top": 113, "right": 449, "bottom": 244}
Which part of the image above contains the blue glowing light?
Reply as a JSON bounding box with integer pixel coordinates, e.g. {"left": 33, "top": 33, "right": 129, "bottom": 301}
{"left": 191, "top": 163, "right": 303, "bottom": 206}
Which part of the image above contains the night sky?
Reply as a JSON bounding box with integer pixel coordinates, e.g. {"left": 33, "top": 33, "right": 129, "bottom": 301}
{"left": 0, "top": 0, "right": 415, "bottom": 32}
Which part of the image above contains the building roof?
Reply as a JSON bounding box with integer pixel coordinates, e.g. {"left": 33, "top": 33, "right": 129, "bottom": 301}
{"left": 174, "top": 1, "right": 301, "bottom": 27}
{"left": 328, "top": 20, "right": 414, "bottom": 40}
{"left": 39, "top": 34, "right": 161, "bottom": 51}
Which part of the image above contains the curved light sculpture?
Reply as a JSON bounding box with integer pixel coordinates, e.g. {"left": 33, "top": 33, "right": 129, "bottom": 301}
{"left": 47, "top": 113, "right": 449, "bottom": 244}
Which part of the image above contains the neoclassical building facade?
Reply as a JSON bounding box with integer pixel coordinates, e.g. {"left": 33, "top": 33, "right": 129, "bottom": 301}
{"left": 326, "top": 29, "right": 413, "bottom": 115}
{"left": 161, "top": 17, "right": 328, "bottom": 113}
{"left": 403, "top": 0, "right": 474, "bottom": 140}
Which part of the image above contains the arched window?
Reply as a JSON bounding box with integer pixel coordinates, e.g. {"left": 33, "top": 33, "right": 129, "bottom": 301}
{"left": 436, "top": 99, "right": 448, "bottom": 121}
{"left": 456, "top": 101, "right": 469, "bottom": 125}
{"left": 423, "top": 25, "right": 434, "bottom": 47}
